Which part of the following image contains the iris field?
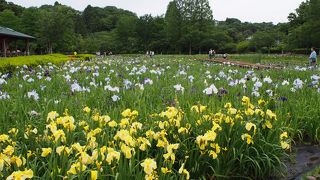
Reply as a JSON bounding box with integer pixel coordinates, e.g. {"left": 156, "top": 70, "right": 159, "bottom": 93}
{"left": 0, "top": 55, "right": 319, "bottom": 179}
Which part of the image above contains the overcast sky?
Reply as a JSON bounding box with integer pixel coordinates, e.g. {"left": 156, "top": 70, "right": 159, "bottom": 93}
{"left": 8, "top": 0, "right": 304, "bottom": 23}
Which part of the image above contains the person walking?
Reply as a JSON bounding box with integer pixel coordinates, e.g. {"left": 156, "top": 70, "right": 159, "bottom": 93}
{"left": 209, "top": 49, "right": 213, "bottom": 59}
{"left": 223, "top": 53, "right": 228, "bottom": 60}
{"left": 309, "top": 47, "right": 317, "bottom": 66}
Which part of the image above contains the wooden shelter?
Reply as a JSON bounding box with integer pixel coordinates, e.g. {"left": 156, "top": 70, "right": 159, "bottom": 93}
{"left": 0, "top": 26, "right": 35, "bottom": 57}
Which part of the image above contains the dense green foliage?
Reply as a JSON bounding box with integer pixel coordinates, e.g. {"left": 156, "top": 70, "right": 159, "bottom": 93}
{"left": 288, "top": 0, "right": 320, "bottom": 49}
{"left": 0, "top": 0, "right": 319, "bottom": 54}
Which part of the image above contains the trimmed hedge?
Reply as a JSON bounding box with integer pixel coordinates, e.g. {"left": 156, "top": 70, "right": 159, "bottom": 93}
{"left": 0, "top": 54, "right": 94, "bottom": 72}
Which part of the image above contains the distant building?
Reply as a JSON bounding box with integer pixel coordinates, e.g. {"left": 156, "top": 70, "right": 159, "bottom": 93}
{"left": 0, "top": 26, "right": 35, "bottom": 57}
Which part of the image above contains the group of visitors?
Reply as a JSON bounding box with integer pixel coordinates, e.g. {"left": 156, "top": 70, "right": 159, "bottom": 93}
{"left": 208, "top": 49, "right": 216, "bottom": 59}
{"left": 208, "top": 49, "right": 228, "bottom": 60}
{"left": 146, "top": 51, "right": 155, "bottom": 58}
{"left": 0, "top": 49, "right": 26, "bottom": 57}
{"left": 95, "top": 51, "right": 113, "bottom": 57}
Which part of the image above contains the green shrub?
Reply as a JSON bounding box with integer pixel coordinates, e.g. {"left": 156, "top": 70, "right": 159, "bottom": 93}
{"left": 237, "top": 41, "right": 250, "bottom": 53}
{"left": 0, "top": 54, "right": 94, "bottom": 72}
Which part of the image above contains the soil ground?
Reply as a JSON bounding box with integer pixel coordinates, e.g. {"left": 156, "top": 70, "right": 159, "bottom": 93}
{"left": 285, "top": 145, "right": 320, "bottom": 180}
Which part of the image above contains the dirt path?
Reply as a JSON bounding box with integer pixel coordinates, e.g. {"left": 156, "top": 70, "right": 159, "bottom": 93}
{"left": 196, "top": 58, "right": 284, "bottom": 69}
{"left": 285, "top": 145, "right": 320, "bottom": 180}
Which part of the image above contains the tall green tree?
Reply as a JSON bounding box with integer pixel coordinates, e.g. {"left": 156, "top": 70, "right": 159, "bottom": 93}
{"left": 0, "top": 9, "right": 21, "bottom": 30}
{"left": 288, "top": 0, "right": 320, "bottom": 48}
{"left": 0, "top": 0, "right": 24, "bottom": 16}
{"left": 136, "top": 15, "right": 154, "bottom": 50}
{"left": 175, "top": 0, "right": 213, "bottom": 54}
{"left": 82, "top": 5, "right": 137, "bottom": 34}
{"left": 83, "top": 5, "right": 104, "bottom": 33}
{"left": 250, "top": 31, "right": 278, "bottom": 53}
{"left": 148, "top": 16, "right": 169, "bottom": 54}
{"left": 37, "top": 4, "right": 78, "bottom": 53}
{"left": 1, "top": 0, "right": 310, "bottom": 54}
{"left": 115, "top": 15, "right": 138, "bottom": 53}
{"left": 82, "top": 31, "right": 116, "bottom": 53}
{"left": 20, "top": 8, "right": 39, "bottom": 35}
{"left": 165, "top": 1, "right": 182, "bottom": 53}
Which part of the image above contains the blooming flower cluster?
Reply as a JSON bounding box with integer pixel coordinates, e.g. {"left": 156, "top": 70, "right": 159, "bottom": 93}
{"left": 0, "top": 96, "right": 291, "bottom": 179}
{"left": 0, "top": 56, "right": 318, "bottom": 179}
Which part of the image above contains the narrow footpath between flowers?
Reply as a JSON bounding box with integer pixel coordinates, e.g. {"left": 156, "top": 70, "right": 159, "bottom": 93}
{"left": 196, "top": 58, "right": 284, "bottom": 69}
{"left": 285, "top": 145, "right": 320, "bottom": 180}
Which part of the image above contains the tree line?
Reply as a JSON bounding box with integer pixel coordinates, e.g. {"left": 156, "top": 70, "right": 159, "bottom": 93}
{"left": 0, "top": 0, "right": 319, "bottom": 54}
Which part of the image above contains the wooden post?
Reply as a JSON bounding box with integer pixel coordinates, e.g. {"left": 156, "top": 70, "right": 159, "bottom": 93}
{"left": 26, "top": 39, "right": 30, "bottom": 56}
{"left": 15, "top": 40, "right": 17, "bottom": 56}
{"left": 2, "top": 38, "right": 6, "bottom": 58}
{"left": 0, "top": 38, "right": 2, "bottom": 57}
